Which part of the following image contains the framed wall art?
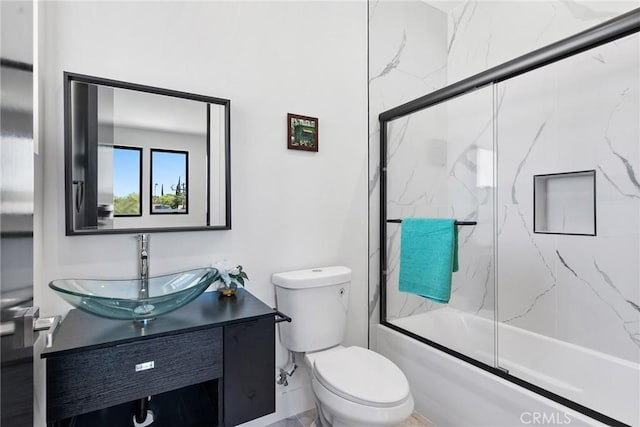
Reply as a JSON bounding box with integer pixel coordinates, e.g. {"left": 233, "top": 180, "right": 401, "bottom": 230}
{"left": 287, "top": 113, "right": 318, "bottom": 152}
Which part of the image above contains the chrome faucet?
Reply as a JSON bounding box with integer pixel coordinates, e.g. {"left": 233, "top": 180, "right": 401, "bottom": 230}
{"left": 137, "top": 234, "right": 150, "bottom": 300}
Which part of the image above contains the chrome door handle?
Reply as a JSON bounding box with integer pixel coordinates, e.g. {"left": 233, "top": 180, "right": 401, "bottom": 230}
{"left": 35, "top": 315, "right": 62, "bottom": 348}
{"left": 0, "top": 307, "right": 62, "bottom": 349}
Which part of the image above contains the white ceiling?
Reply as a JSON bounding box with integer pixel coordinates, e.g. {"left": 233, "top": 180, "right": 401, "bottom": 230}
{"left": 425, "top": 1, "right": 466, "bottom": 13}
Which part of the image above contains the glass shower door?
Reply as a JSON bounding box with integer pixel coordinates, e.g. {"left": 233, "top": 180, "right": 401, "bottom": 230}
{"left": 384, "top": 83, "right": 497, "bottom": 367}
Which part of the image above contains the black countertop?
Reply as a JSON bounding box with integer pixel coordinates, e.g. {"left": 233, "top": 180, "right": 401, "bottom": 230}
{"left": 42, "top": 289, "right": 275, "bottom": 358}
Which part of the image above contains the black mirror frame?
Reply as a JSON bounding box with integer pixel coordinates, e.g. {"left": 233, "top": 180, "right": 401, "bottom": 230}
{"left": 63, "top": 71, "right": 231, "bottom": 235}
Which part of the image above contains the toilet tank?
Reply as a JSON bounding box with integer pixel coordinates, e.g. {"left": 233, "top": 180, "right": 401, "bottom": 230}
{"left": 272, "top": 266, "right": 351, "bottom": 353}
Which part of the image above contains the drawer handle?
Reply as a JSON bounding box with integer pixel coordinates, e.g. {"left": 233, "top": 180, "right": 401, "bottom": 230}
{"left": 135, "top": 361, "right": 155, "bottom": 372}
{"left": 273, "top": 309, "right": 292, "bottom": 324}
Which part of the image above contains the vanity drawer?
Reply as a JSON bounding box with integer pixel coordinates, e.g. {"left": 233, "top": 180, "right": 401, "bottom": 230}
{"left": 46, "top": 327, "right": 222, "bottom": 422}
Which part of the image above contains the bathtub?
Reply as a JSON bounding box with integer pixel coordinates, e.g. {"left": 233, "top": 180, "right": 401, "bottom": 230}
{"left": 377, "top": 308, "right": 640, "bottom": 426}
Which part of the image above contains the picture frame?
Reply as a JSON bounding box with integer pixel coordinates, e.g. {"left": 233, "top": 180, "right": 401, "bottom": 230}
{"left": 287, "top": 113, "right": 318, "bottom": 152}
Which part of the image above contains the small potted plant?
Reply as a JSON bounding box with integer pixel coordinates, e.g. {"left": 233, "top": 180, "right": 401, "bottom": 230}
{"left": 212, "top": 261, "right": 249, "bottom": 296}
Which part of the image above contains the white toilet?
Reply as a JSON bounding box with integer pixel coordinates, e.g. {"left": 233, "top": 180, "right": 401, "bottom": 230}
{"left": 272, "top": 266, "right": 414, "bottom": 427}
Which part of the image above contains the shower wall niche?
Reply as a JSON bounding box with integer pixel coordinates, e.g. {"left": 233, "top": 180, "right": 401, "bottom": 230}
{"left": 533, "top": 170, "right": 596, "bottom": 236}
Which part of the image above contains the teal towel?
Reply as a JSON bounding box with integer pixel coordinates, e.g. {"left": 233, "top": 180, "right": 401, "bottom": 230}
{"left": 399, "top": 218, "right": 458, "bottom": 303}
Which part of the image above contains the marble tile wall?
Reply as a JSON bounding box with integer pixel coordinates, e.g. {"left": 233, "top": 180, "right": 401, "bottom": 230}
{"left": 495, "top": 32, "right": 640, "bottom": 363}
{"left": 368, "top": 0, "right": 448, "bottom": 348}
{"left": 369, "top": 0, "right": 640, "bottom": 364}
{"left": 445, "top": 0, "right": 640, "bottom": 364}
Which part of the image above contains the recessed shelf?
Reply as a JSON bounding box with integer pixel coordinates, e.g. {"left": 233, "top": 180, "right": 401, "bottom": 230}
{"left": 533, "top": 170, "right": 596, "bottom": 236}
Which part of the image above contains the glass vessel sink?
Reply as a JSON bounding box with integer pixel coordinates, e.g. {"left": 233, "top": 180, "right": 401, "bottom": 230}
{"left": 49, "top": 267, "right": 219, "bottom": 321}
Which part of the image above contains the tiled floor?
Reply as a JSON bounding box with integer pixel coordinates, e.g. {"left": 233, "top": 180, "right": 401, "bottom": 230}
{"left": 266, "top": 408, "right": 433, "bottom": 427}
{"left": 398, "top": 412, "right": 434, "bottom": 427}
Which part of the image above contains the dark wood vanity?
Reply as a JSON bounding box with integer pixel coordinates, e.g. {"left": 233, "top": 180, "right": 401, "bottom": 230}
{"left": 41, "top": 289, "right": 276, "bottom": 426}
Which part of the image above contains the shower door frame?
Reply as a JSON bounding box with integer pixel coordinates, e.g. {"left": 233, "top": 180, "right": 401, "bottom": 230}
{"left": 378, "top": 7, "right": 640, "bottom": 427}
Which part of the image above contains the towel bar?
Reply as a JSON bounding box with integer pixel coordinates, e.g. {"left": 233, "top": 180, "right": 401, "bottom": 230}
{"left": 386, "top": 219, "right": 477, "bottom": 226}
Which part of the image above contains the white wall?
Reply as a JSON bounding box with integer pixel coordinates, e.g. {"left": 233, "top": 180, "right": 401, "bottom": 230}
{"left": 34, "top": 2, "right": 367, "bottom": 425}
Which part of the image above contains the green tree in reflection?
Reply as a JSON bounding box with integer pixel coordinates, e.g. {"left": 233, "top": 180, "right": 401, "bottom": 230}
{"left": 114, "top": 193, "right": 140, "bottom": 215}
{"left": 154, "top": 194, "right": 185, "bottom": 210}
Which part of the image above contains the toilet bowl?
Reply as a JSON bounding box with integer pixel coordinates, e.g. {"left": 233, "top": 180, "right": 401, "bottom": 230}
{"left": 305, "top": 346, "right": 414, "bottom": 427}
{"left": 272, "top": 266, "right": 414, "bottom": 427}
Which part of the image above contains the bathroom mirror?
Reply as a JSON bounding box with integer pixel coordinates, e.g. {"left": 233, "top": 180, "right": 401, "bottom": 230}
{"left": 64, "top": 72, "right": 230, "bottom": 235}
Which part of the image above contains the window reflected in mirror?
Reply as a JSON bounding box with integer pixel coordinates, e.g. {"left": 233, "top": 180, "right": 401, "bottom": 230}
{"left": 151, "top": 149, "right": 188, "bottom": 215}
{"left": 113, "top": 146, "right": 142, "bottom": 217}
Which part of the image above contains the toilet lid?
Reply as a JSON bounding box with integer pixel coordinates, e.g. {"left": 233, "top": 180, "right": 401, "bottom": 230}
{"left": 313, "top": 346, "right": 410, "bottom": 407}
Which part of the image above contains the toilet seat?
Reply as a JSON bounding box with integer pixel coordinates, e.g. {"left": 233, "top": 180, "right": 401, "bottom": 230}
{"left": 312, "top": 346, "right": 410, "bottom": 408}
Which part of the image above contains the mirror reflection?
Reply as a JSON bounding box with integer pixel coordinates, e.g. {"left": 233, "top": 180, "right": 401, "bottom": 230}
{"left": 151, "top": 149, "right": 188, "bottom": 215}
{"left": 113, "top": 146, "right": 142, "bottom": 217}
{"left": 64, "top": 72, "right": 230, "bottom": 234}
